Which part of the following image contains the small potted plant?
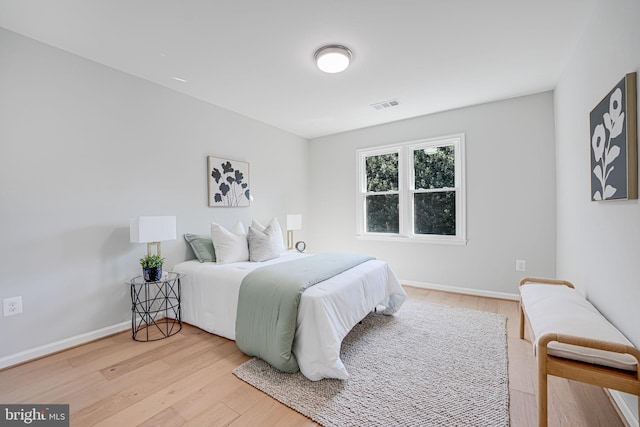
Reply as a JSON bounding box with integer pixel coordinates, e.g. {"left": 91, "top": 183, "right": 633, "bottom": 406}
{"left": 140, "top": 254, "right": 165, "bottom": 282}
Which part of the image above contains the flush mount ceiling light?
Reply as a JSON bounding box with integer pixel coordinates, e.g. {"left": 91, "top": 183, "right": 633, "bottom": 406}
{"left": 314, "top": 45, "right": 353, "bottom": 73}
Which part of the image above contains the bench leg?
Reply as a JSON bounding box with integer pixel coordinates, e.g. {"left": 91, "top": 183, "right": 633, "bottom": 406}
{"left": 538, "top": 353, "right": 548, "bottom": 427}
{"left": 519, "top": 302, "right": 525, "bottom": 339}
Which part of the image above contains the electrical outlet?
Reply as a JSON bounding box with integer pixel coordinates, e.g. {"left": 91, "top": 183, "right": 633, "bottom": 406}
{"left": 3, "top": 296, "right": 23, "bottom": 317}
{"left": 515, "top": 260, "right": 526, "bottom": 272}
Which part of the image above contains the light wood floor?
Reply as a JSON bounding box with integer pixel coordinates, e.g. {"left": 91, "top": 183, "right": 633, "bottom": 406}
{"left": 0, "top": 287, "right": 627, "bottom": 426}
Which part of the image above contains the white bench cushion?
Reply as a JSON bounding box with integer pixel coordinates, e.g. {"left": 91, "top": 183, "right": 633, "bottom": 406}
{"left": 521, "top": 283, "right": 637, "bottom": 371}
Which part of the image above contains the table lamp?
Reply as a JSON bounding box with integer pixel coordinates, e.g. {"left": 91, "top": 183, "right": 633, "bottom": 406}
{"left": 130, "top": 216, "right": 177, "bottom": 257}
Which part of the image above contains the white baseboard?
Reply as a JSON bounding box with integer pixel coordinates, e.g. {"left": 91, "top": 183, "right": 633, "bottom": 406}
{"left": 0, "top": 321, "right": 131, "bottom": 370}
{"left": 402, "top": 279, "right": 520, "bottom": 301}
{"left": 609, "top": 390, "right": 639, "bottom": 427}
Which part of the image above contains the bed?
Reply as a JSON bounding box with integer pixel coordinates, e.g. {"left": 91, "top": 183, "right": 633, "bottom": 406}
{"left": 172, "top": 252, "right": 406, "bottom": 381}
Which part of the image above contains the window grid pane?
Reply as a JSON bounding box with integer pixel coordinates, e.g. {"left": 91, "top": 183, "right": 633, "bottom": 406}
{"left": 413, "top": 145, "right": 455, "bottom": 190}
{"left": 366, "top": 194, "right": 399, "bottom": 233}
{"left": 366, "top": 153, "right": 399, "bottom": 192}
{"left": 413, "top": 191, "right": 456, "bottom": 235}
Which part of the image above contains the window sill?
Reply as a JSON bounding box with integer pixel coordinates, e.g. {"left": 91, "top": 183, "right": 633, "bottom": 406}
{"left": 356, "top": 234, "right": 467, "bottom": 246}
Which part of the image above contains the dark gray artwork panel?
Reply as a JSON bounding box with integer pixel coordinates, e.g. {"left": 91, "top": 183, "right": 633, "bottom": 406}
{"left": 590, "top": 77, "right": 628, "bottom": 201}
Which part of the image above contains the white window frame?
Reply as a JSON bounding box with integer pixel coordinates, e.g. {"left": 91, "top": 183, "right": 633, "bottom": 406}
{"left": 356, "top": 133, "right": 466, "bottom": 245}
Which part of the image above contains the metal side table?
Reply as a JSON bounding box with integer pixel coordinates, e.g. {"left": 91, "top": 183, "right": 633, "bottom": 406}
{"left": 127, "top": 272, "right": 183, "bottom": 342}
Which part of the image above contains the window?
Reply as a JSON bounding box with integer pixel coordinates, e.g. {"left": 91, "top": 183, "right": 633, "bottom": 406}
{"left": 357, "top": 134, "right": 466, "bottom": 244}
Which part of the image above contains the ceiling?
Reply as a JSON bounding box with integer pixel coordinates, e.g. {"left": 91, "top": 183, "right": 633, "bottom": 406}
{"left": 0, "top": 0, "right": 596, "bottom": 139}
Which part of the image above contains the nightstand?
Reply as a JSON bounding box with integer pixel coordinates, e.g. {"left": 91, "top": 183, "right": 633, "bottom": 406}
{"left": 127, "top": 272, "right": 183, "bottom": 342}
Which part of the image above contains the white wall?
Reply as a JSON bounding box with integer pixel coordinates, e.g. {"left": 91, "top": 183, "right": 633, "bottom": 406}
{"left": 0, "top": 28, "right": 308, "bottom": 361}
{"left": 308, "top": 92, "right": 557, "bottom": 295}
{"left": 554, "top": 0, "right": 640, "bottom": 418}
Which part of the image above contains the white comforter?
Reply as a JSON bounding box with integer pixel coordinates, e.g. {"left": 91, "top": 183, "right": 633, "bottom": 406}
{"left": 172, "top": 253, "right": 406, "bottom": 380}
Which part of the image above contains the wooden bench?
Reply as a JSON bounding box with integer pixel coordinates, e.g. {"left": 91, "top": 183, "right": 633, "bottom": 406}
{"left": 518, "top": 277, "right": 640, "bottom": 427}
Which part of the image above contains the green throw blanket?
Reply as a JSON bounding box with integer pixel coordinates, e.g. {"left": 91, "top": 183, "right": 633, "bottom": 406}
{"left": 235, "top": 252, "right": 375, "bottom": 373}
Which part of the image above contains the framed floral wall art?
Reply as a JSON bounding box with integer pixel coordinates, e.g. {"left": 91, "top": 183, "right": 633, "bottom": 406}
{"left": 590, "top": 72, "right": 637, "bottom": 201}
{"left": 207, "top": 156, "right": 251, "bottom": 207}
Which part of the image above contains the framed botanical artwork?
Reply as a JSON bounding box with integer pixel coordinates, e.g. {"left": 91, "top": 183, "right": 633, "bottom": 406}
{"left": 590, "top": 72, "right": 637, "bottom": 201}
{"left": 207, "top": 156, "right": 251, "bottom": 207}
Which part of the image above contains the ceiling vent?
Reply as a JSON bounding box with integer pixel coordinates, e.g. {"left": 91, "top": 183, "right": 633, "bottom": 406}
{"left": 371, "top": 99, "right": 400, "bottom": 110}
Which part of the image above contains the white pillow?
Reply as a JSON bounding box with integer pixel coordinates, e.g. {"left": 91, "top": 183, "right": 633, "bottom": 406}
{"left": 210, "top": 221, "right": 249, "bottom": 264}
{"left": 251, "top": 218, "right": 286, "bottom": 254}
{"left": 248, "top": 223, "right": 281, "bottom": 262}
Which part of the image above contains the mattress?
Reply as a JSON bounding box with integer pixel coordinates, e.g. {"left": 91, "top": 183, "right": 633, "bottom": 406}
{"left": 172, "top": 252, "right": 406, "bottom": 380}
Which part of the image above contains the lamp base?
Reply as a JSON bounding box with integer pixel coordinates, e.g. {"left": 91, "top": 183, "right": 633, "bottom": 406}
{"left": 287, "top": 231, "right": 294, "bottom": 250}
{"left": 146, "top": 242, "right": 162, "bottom": 257}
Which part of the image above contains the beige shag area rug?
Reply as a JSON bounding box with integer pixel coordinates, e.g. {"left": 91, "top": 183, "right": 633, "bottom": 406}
{"left": 233, "top": 299, "right": 509, "bottom": 427}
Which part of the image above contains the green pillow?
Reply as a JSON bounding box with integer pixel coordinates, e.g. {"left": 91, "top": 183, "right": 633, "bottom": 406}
{"left": 184, "top": 234, "right": 216, "bottom": 262}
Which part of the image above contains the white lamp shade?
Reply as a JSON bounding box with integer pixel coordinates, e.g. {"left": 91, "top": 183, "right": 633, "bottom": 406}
{"left": 286, "top": 214, "right": 302, "bottom": 231}
{"left": 130, "top": 216, "right": 177, "bottom": 243}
